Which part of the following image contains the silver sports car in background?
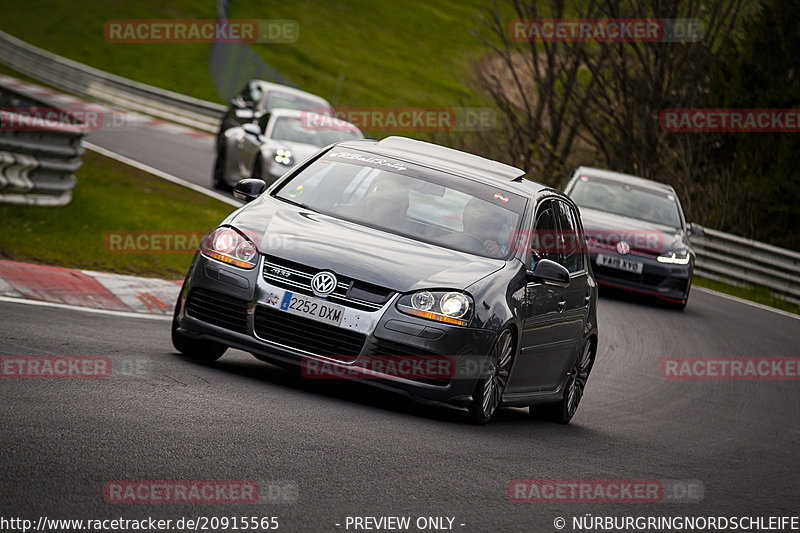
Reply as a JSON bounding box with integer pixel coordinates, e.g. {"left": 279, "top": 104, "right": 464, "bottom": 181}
{"left": 213, "top": 108, "right": 364, "bottom": 189}
{"left": 215, "top": 79, "right": 335, "bottom": 150}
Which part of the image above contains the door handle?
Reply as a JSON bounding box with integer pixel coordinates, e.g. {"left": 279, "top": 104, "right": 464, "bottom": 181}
{"left": 558, "top": 300, "right": 566, "bottom": 313}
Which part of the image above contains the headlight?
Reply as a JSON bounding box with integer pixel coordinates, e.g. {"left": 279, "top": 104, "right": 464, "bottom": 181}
{"left": 657, "top": 250, "right": 691, "bottom": 264}
{"left": 200, "top": 227, "right": 258, "bottom": 269}
{"left": 410, "top": 291, "right": 435, "bottom": 311}
{"left": 440, "top": 292, "right": 470, "bottom": 318}
{"left": 274, "top": 148, "right": 293, "bottom": 166}
{"left": 397, "top": 290, "right": 473, "bottom": 326}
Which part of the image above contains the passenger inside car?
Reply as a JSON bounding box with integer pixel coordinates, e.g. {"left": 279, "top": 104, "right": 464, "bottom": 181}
{"left": 363, "top": 178, "right": 412, "bottom": 232}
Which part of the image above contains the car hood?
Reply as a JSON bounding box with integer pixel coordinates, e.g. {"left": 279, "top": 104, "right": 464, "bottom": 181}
{"left": 579, "top": 207, "right": 689, "bottom": 254}
{"left": 229, "top": 197, "right": 505, "bottom": 292}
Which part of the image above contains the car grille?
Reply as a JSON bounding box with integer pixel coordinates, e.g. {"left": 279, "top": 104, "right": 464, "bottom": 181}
{"left": 262, "top": 255, "right": 393, "bottom": 312}
{"left": 253, "top": 306, "right": 366, "bottom": 362}
{"left": 185, "top": 288, "right": 249, "bottom": 334}
{"left": 593, "top": 264, "right": 666, "bottom": 286}
{"left": 588, "top": 240, "right": 659, "bottom": 257}
{"left": 362, "top": 338, "right": 450, "bottom": 386}
{"left": 364, "top": 338, "right": 439, "bottom": 358}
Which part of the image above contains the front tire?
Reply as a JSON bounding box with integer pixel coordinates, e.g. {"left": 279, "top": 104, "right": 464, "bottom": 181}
{"left": 469, "top": 329, "right": 514, "bottom": 425}
{"left": 668, "top": 298, "right": 688, "bottom": 310}
{"left": 533, "top": 338, "right": 593, "bottom": 424}
{"left": 212, "top": 143, "right": 228, "bottom": 190}
{"left": 251, "top": 153, "right": 264, "bottom": 180}
{"left": 171, "top": 294, "right": 227, "bottom": 362}
{"left": 669, "top": 280, "right": 691, "bottom": 310}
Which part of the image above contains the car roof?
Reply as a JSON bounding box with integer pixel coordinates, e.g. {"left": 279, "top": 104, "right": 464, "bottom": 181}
{"left": 574, "top": 166, "right": 676, "bottom": 193}
{"left": 334, "top": 136, "right": 551, "bottom": 197}
{"left": 267, "top": 108, "right": 363, "bottom": 134}
{"left": 250, "top": 80, "right": 332, "bottom": 107}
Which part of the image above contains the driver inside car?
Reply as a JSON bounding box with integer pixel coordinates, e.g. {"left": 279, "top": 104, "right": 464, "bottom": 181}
{"left": 462, "top": 197, "right": 508, "bottom": 258}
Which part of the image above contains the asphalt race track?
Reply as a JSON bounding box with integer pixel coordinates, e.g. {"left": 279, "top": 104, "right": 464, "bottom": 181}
{"left": 86, "top": 123, "right": 216, "bottom": 190}
{"left": 2, "top": 287, "right": 798, "bottom": 531}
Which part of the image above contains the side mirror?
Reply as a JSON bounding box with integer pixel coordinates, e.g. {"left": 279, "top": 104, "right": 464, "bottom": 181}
{"left": 233, "top": 178, "right": 267, "bottom": 203}
{"left": 242, "top": 123, "right": 261, "bottom": 136}
{"left": 525, "top": 258, "right": 570, "bottom": 287}
{"left": 687, "top": 222, "right": 705, "bottom": 237}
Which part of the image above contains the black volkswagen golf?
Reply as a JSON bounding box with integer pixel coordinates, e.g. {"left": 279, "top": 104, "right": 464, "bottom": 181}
{"left": 173, "top": 137, "right": 598, "bottom": 424}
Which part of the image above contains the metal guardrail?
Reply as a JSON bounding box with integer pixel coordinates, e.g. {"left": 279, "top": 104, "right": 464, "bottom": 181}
{"left": 0, "top": 87, "right": 85, "bottom": 206}
{"left": 690, "top": 226, "right": 800, "bottom": 306}
{"left": 0, "top": 30, "right": 225, "bottom": 133}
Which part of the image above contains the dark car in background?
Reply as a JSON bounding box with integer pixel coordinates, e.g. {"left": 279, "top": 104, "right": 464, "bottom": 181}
{"left": 173, "top": 136, "right": 599, "bottom": 424}
{"left": 563, "top": 166, "right": 696, "bottom": 309}
{"left": 215, "top": 79, "right": 335, "bottom": 151}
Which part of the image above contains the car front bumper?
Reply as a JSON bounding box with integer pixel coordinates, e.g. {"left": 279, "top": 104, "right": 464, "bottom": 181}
{"left": 588, "top": 250, "right": 692, "bottom": 303}
{"left": 175, "top": 254, "right": 497, "bottom": 408}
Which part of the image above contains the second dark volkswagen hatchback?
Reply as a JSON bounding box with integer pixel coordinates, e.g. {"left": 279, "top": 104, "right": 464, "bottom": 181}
{"left": 173, "top": 137, "right": 598, "bottom": 424}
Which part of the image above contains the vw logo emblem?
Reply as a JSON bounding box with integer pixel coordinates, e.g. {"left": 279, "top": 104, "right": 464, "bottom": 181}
{"left": 616, "top": 240, "right": 631, "bottom": 255}
{"left": 311, "top": 271, "right": 338, "bottom": 297}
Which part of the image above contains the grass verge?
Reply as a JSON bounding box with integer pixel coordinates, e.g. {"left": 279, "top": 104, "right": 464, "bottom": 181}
{"left": 0, "top": 0, "right": 489, "bottom": 108}
{"left": 0, "top": 150, "right": 235, "bottom": 279}
{"left": 693, "top": 275, "right": 799, "bottom": 316}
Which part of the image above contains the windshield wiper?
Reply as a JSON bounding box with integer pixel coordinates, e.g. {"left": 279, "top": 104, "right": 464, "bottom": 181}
{"left": 276, "top": 196, "right": 318, "bottom": 212}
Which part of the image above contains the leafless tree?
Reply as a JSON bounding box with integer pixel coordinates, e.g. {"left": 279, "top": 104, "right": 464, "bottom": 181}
{"left": 474, "top": 0, "right": 743, "bottom": 196}
{"left": 474, "top": 0, "right": 604, "bottom": 183}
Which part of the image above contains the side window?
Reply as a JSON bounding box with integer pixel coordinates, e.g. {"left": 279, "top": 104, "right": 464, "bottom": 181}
{"left": 555, "top": 200, "right": 583, "bottom": 273}
{"left": 531, "top": 201, "right": 558, "bottom": 267}
{"left": 257, "top": 112, "right": 271, "bottom": 133}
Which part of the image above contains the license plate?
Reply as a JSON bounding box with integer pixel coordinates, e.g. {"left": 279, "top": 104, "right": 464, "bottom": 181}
{"left": 264, "top": 290, "right": 344, "bottom": 326}
{"left": 597, "top": 253, "right": 643, "bottom": 274}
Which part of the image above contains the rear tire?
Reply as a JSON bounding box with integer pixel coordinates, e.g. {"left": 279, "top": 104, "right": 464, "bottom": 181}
{"left": 171, "top": 294, "right": 227, "bottom": 362}
{"left": 468, "top": 329, "right": 514, "bottom": 425}
{"left": 532, "top": 338, "right": 593, "bottom": 424}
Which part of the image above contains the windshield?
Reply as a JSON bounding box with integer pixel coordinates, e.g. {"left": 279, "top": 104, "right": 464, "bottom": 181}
{"left": 569, "top": 176, "right": 682, "bottom": 228}
{"left": 265, "top": 92, "right": 329, "bottom": 113}
{"left": 269, "top": 117, "right": 362, "bottom": 147}
{"left": 274, "top": 151, "right": 525, "bottom": 259}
